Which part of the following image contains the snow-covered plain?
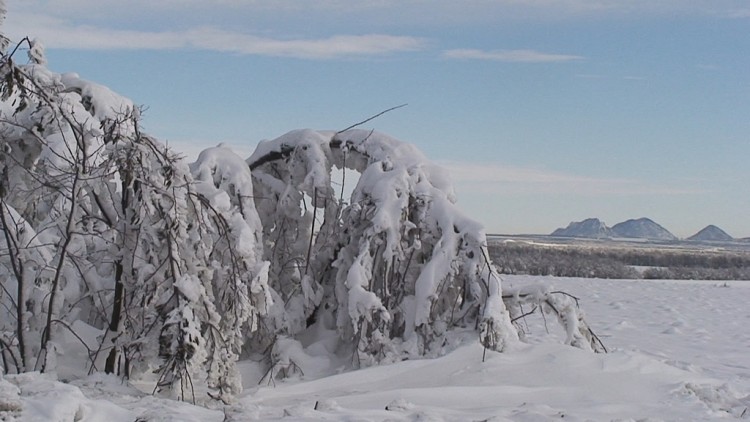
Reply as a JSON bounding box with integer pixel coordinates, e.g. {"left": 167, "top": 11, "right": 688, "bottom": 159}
{"left": 2, "top": 276, "right": 748, "bottom": 421}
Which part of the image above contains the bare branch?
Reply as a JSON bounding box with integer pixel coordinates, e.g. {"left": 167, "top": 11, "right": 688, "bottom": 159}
{"left": 337, "top": 103, "right": 408, "bottom": 134}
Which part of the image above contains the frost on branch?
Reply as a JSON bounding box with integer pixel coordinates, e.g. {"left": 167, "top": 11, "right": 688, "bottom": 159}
{"left": 248, "top": 129, "right": 518, "bottom": 364}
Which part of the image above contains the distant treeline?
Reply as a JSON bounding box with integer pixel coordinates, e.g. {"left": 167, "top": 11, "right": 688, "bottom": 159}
{"left": 489, "top": 242, "right": 750, "bottom": 280}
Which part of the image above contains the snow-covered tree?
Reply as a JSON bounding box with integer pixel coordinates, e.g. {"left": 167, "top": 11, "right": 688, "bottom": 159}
{"left": 0, "top": 42, "right": 101, "bottom": 372}
{"left": 248, "top": 129, "right": 518, "bottom": 365}
{"left": 91, "top": 98, "right": 271, "bottom": 403}
{"left": 189, "top": 146, "right": 272, "bottom": 399}
{"left": 0, "top": 36, "right": 270, "bottom": 402}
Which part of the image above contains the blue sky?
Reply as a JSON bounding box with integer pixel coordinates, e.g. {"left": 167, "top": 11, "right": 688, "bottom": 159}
{"left": 5, "top": 1, "right": 750, "bottom": 237}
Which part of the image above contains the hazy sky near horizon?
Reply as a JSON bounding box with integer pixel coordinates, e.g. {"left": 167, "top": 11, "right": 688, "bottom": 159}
{"left": 5, "top": 1, "right": 750, "bottom": 237}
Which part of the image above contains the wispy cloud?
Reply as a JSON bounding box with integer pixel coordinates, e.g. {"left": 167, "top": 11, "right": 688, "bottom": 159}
{"left": 443, "top": 49, "right": 583, "bottom": 63}
{"left": 4, "top": 13, "right": 426, "bottom": 59}
{"left": 10, "top": 1, "right": 748, "bottom": 35}
{"left": 727, "top": 9, "right": 750, "bottom": 18}
{"left": 35, "top": 1, "right": 748, "bottom": 21}
{"left": 440, "top": 161, "right": 705, "bottom": 196}
{"left": 575, "top": 73, "right": 605, "bottom": 79}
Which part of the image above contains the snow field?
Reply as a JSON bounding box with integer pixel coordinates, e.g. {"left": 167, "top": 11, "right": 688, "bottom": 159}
{"left": 3, "top": 276, "right": 749, "bottom": 421}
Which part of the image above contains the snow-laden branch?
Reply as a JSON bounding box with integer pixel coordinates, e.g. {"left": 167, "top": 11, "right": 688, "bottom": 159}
{"left": 503, "top": 281, "right": 606, "bottom": 353}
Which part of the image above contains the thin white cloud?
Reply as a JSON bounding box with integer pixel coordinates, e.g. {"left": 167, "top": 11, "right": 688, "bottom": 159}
{"left": 727, "top": 9, "right": 750, "bottom": 18}
{"left": 9, "top": 0, "right": 749, "bottom": 33}
{"left": 4, "top": 13, "right": 426, "bottom": 59}
{"left": 189, "top": 29, "right": 425, "bottom": 59}
{"left": 27, "top": 0, "right": 748, "bottom": 19}
{"left": 575, "top": 73, "right": 605, "bottom": 79}
{"left": 443, "top": 49, "right": 583, "bottom": 63}
{"left": 440, "top": 161, "right": 705, "bottom": 196}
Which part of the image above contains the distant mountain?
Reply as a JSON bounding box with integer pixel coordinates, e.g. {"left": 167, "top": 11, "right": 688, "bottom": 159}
{"left": 610, "top": 218, "right": 677, "bottom": 241}
{"left": 551, "top": 218, "right": 612, "bottom": 238}
{"left": 687, "top": 225, "right": 733, "bottom": 242}
{"left": 551, "top": 217, "right": 681, "bottom": 241}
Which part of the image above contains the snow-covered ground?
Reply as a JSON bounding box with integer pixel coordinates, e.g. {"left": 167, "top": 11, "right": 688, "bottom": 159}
{"left": 2, "top": 276, "right": 749, "bottom": 421}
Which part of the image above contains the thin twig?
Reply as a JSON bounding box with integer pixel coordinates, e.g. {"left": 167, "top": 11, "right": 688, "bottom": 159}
{"left": 511, "top": 306, "right": 538, "bottom": 324}
{"left": 304, "top": 188, "right": 317, "bottom": 276}
{"left": 0, "top": 337, "right": 20, "bottom": 373}
{"left": 1, "top": 37, "right": 32, "bottom": 66}
{"left": 337, "top": 104, "right": 408, "bottom": 134}
{"left": 540, "top": 304, "right": 550, "bottom": 334}
{"left": 518, "top": 302, "right": 531, "bottom": 332}
{"left": 257, "top": 360, "right": 276, "bottom": 386}
{"left": 587, "top": 327, "right": 608, "bottom": 353}
{"left": 339, "top": 151, "right": 347, "bottom": 204}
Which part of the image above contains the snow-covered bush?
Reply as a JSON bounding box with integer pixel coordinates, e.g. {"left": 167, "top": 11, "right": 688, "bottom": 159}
{"left": 0, "top": 10, "right": 522, "bottom": 403}
{"left": 248, "top": 129, "right": 517, "bottom": 365}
